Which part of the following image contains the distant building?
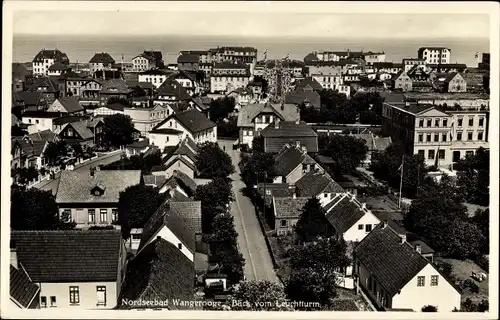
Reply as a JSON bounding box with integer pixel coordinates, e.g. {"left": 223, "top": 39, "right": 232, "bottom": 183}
{"left": 123, "top": 105, "right": 168, "bottom": 137}
{"left": 138, "top": 69, "right": 171, "bottom": 89}
{"left": 32, "top": 49, "right": 70, "bottom": 77}
{"left": 89, "top": 52, "right": 116, "bottom": 73}
{"left": 443, "top": 72, "right": 467, "bottom": 93}
{"left": 392, "top": 71, "right": 413, "bottom": 92}
{"left": 478, "top": 53, "right": 490, "bottom": 71}
{"left": 177, "top": 54, "right": 200, "bottom": 72}
{"left": 48, "top": 97, "right": 85, "bottom": 115}
{"left": 362, "top": 52, "right": 386, "bottom": 65}
{"left": 417, "top": 47, "right": 451, "bottom": 64}
{"left": 27, "top": 77, "right": 61, "bottom": 105}
{"left": 132, "top": 51, "right": 164, "bottom": 72}
{"left": 180, "top": 50, "right": 210, "bottom": 63}
{"left": 402, "top": 58, "right": 426, "bottom": 73}
{"left": 261, "top": 121, "right": 318, "bottom": 153}
{"left": 210, "top": 46, "right": 257, "bottom": 74}
{"left": 210, "top": 62, "right": 250, "bottom": 94}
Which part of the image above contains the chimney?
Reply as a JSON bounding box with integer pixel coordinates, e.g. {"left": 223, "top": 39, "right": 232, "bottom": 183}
{"left": 157, "top": 236, "right": 161, "bottom": 241}
{"left": 405, "top": 101, "right": 410, "bottom": 107}
{"left": 382, "top": 221, "right": 388, "bottom": 228}
{"left": 292, "top": 193, "right": 296, "bottom": 199}
{"left": 274, "top": 121, "right": 279, "bottom": 129}
{"left": 295, "top": 141, "right": 300, "bottom": 148}
{"left": 295, "top": 119, "right": 300, "bottom": 125}
{"left": 10, "top": 240, "right": 18, "bottom": 269}
{"left": 400, "top": 235, "right": 406, "bottom": 244}
{"left": 281, "top": 104, "right": 284, "bottom": 111}
{"left": 415, "top": 244, "right": 422, "bottom": 253}
{"left": 301, "top": 146, "right": 307, "bottom": 154}
{"left": 361, "top": 203, "right": 367, "bottom": 210}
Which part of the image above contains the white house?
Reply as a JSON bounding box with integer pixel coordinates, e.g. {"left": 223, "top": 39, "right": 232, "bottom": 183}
{"left": 21, "top": 111, "right": 62, "bottom": 134}
{"left": 149, "top": 108, "right": 216, "bottom": 150}
{"left": 32, "top": 49, "right": 70, "bottom": 76}
{"left": 294, "top": 169, "right": 345, "bottom": 207}
{"left": 354, "top": 223, "right": 462, "bottom": 312}
{"left": 93, "top": 103, "right": 126, "bottom": 116}
{"left": 138, "top": 69, "right": 170, "bottom": 89}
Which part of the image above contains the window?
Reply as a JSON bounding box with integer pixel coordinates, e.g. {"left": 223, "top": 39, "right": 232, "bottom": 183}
{"left": 468, "top": 118, "right": 474, "bottom": 126}
{"left": 88, "top": 209, "right": 95, "bottom": 223}
{"left": 478, "top": 132, "right": 484, "bottom": 140}
{"left": 426, "top": 134, "right": 431, "bottom": 142}
{"left": 438, "top": 150, "right": 445, "bottom": 159}
{"left": 69, "top": 286, "right": 80, "bottom": 304}
{"left": 41, "top": 296, "right": 47, "bottom": 308}
{"left": 442, "top": 133, "right": 447, "bottom": 142}
{"left": 434, "top": 134, "right": 439, "bottom": 142}
{"left": 435, "top": 119, "right": 440, "bottom": 127}
{"left": 112, "top": 209, "right": 118, "bottom": 222}
{"left": 365, "top": 224, "right": 372, "bottom": 232}
{"left": 431, "top": 275, "right": 439, "bottom": 286}
{"left": 50, "top": 296, "right": 57, "bottom": 307}
{"left": 178, "top": 243, "right": 183, "bottom": 249}
{"left": 281, "top": 220, "right": 288, "bottom": 227}
{"left": 417, "top": 276, "right": 425, "bottom": 287}
{"left": 458, "top": 118, "right": 463, "bottom": 127}
{"left": 457, "top": 132, "right": 462, "bottom": 141}
{"left": 428, "top": 150, "right": 435, "bottom": 159}
{"left": 418, "top": 134, "right": 423, "bottom": 142}
{"left": 467, "top": 132, "right": 473, "bottom": 140}
{"left": 479, "top": 118, "right": 484, "bottom": 127}
{"left": 100, "top": 209, "right": 107, "bottom": 223}
{"left": 358, "top": 224, "right": 364, "bottom": 230}
{"left": 97, "top": 286, "right": 107, "bottom": 306}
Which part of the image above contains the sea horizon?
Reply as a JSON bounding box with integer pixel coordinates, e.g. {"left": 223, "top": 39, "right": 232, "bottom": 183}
{"left": 12, "top": 34, "right": 490, "bottom": 67}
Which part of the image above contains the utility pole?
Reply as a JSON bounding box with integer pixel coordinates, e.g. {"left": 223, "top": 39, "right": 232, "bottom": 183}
{"left": 398, "top": 155, "right": 404, "bottom": 209}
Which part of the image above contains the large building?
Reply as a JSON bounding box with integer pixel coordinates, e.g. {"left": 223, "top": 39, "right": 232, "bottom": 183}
{"left": 89, "top": 53, "right": 116, "bottom": 73}
{"left": 32, "top": 49, "right": 70, "bottom": 77}
{"left": 210, "top": 62, "right": 250, "bottom": 93}
{"left": 417, "top": 47, "right": 451, "bottom": 65}
{"left": 381, "top": 101, "right": 489, "bottom": 168}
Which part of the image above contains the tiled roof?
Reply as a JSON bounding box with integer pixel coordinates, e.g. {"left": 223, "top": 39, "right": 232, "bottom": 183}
{"left": 105, "top": 102, "right": 127, "bottom": 111}
{"left": 28, "top": 77, "right": 59, "bottom": 93}
{"left": 12, "top": 92, "right": 44, "bottom": 106}
{"left": 55, "top": 170, "right": 142, "bottom": 204}
{"left": 237, "top": 103, "right": 299, "bottom": 127}
{"left": 295, "top": 77, "right": 323, "bottom": 91}
{"left": 52, "top": 115, "right": 89, "bottom": 126}
{"left": 27, "top": 129, "right": 58, "bottom": 142}
{"left": 348, "top": 133, "right": 392, "bottom": 152}
{"left": 33, "top": 49, "right": 69, "bottom": 63}
{"left": 274, "top": 144, "right": 316, "bottom": 177}
{"left": 89, "top": 52, "right": 115, "bottom": 64}
{"left": 143, "top": 174, "right": 167, "bottom": 187}
{"left": 157, "top": 79, "right": 191, "bottom": 100}
{"left": 150, "top": 128, "right": 183, "bottom": 135}
{"left": 62, "top": 121, "right": 94, "bottom": 140}
{"left": 285, "top": 91, "right": 321, "bottom": 109}
{"left": 303, "top": 53, "right": 319, "bottom": 63}
{"left": 170, "top": 201, "right": 202, "bottom": 234}
{"left": 164, "top": 109, "right": 216, "bottom": 134}
{"left": 138, "top": 200, "right": 196, "bottom": 253}
{"left": 273, "top": 197, "right": 310, "bottom": 219}
{"left": 127, "top": 138, "right": 150, "bottom": 149}
{"left": 173, "top": 139, "right": 198, "bottom": 163}
{"left": 261, "top": 121, "right": 318, "bottom": 138}
{"left": 355, "top": 224, "right": 431, "bottom": 296}
{"left": 164, "top": 155, "right": 197, "bottom": 172}
{"left": 171, "top": 170, "right": 198, "bottom": 195}
{"left": 373, "top": 62, "right": 398, "bottom": 69}
{"left": 12, "top": 63, "right": 31, "bottom": 78}
{"left": 218, "top": 46, "right": 257, "bottom": 53}
{"left": 54, "top": 96, "right": 84, "bottom": 113}
{"left": 190, "top": 97, "right": 209, "bottom": 111}
{"left": 295, "top": 169, "right": 344, "bottom": 197}
{"left": 257, "top": 183, "right": 296, "bottom": 206}
{"left": 100, "top": 79, "right": 132, "bottom": 95}
{"left": 177, "top": 54, "right": 199, "bottom": 64}
{"left": 48, "top": 62, "right": 70, "bottom": 71}
{"left": 17, "top": 140, "right": 47, "bottom": 158}
{"left": 10, "top": 265, "right": 39, "bottom": 308}
{"left": 117, "top": 238, "right": 194, "bottom": 310}
{"left": 11, "top": 230, "right": 123, "bottom": 282}
{"left": 325, "top": 193, "right": 373, "bottom": 234}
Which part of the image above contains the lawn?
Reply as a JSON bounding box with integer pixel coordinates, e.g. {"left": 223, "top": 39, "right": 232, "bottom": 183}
{"left": 436, "top": 258, "right": 489, "bottom": 303}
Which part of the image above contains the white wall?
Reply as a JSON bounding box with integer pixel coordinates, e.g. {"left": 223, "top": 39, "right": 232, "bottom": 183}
{"left": 22, "top": 117, "right": 54, "bottom": 134}
{"left": 392, "top": 263, "right": 461, "bottom": 312}
{"left": 149, "top": 132, "right": 182, "bottom": 150}
{"left": 343, "top": 210, "right": 381, "bottom": 242}
{"left": 93, "top": 107, "right": 124, "bottom": 117}
{"left": 142, "top": 226, "right": 194, "bottom": 262}
{"left": 38, "top": 281, "right": 118, "bottom": 309}
{"left": 138, "top": 74, "right": 167, "bottom": 88}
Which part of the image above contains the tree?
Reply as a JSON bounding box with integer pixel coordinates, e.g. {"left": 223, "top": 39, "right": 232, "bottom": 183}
{"left": 43, "top": 140, "right": 68, "bottom": 165}
{"left": 11, "top": 186, "right": 74, "bottom": 230}
{"left": 71, "top": 143, "right": 84, "bottom": 159}
{"left": 349, "top": 91, "right": 384, "bottom": 125}
{"left": 118, "top": 184, "right": 166, "bottom": 239}
{"left": 209, "top": 96, "right": 236, "bottom": 123}
{"left": 142, "top": 150, "right": 163, "bottom": 174}
{"left": 103, "top": 114, "right": 135, "bottom": 148}
{"left": 195, "top": 142, "right": 235, "bottom": 179}
{"left": 471, "top": 208, "right": 489, "bottom": 253}
{"left": 289, "top": 237, "right": 350, "bottom": 272}
{"left": 217, "top": 116, "right": 239, "bottom": 139}
{"left": 285, "top": 267, "right": 338, "bottom": 309}
{"left": 422, "top": 305, "right": 438, "bottom": 312}
{"left": 253, "top": 75, "right": 269, "bottom": 93}
{"left": 207, "top": 214, "right": 238, "bottom": 244}
{"left": 241, "top": 151, "right": 275, "bottom": 187}
{"left": 321, "top": 135, "right": 368, "bottom": 174}
{"left": 294, "top": 198, "right": 333, "bottom": 243}
{"left": 441, "top": 219, "right": 484, "bottom": 259}
{"left": 194, "top": 178, "right": 234, "bottom": 234}
{"left": 251, "top": 136, "right": 264, "bottom": 152}
{"left": 231, "top": 280, "right": 292, "bottom": 311}
{"left": 456, "top": 148, "right": 490, "bottom": 206}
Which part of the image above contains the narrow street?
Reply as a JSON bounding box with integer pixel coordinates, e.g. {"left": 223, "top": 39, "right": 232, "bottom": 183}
{"left": 219, "top": 140, "right": 279, "bottom": 283}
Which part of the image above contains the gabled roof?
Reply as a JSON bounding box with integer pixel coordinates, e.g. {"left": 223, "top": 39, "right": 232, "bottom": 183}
{"left": 117, "top": 238, "right": 194, "bottom": 310}
{"left": 32, "top": 49, "right": 69, "bottom": 63}
{"left": 53, "top": 96, "right": 84, "bottom": 113}
{"left": 274, "top": 144, "right": 317, "bottom": 177}
{"left": 285, "top": 91, "right": 321, "bottom": 109}
{"left": 55, "top": 170, "right": 142, "bottom": 203}
{"left": 273, "top": 197, "right": 310, "bottom": 219}
{"left": 11, "top": 230, "right": 123, "bottom": 282}
{"left": 303, "top": 52, "right": 319, "bottom": 63}
{"left": 48, "top": 62, "right": 70, "bottom": 72}
{"left": 89, "top": 52, "right": 115, "bottom": 64}
{"left": 164, "top": 154, "right": 197, "bottom": 172}
{"left": 138, "top": 200, "right": 196, "bottom": 253}
{"left": 162, "top": 170, "right": 198, "bottom": 196}
{"left": 173, "top": 140, "right": 198, "bottom": 162}
{"left": 12, "top": 91, "right": 44, "bottom": 107}
{"left": 261, "top": 121, "right": 318, "bottom": 138}
{"left": 444, "top": 72, "right": 461, "bottom": 83}
{"left": 170, "top": 201, "right": 202, "bottom": 234}
{"left": 295, "top": 77, "right": 323, "bottom": 91}
{"left": 325, "top": 193, "right": 375, "bottom": 234}
{"left": 10, "top": 265, "right": 40, "bottom": 308}
{"left": 100, "top": 79, "right": 132, "bottom": 95}
{"left": 177, "top": 54, "right": 199, "bottom": 64}
{"left": 12, "top": 63, "right": 31, "bottom": 78}
{"left": 257, "top": 183, "right": 295, "bottom": 206}
{"left": 347, "top": 133, "right": 392, "bottom": 152}
{"left": 28, "top": 77, "right": 59, "bottom": 93}
{"left": 143, "top": 174, "right": 168, "bottom": 187}
{"left": 26, "top": 129, "right": 58, "bottom": 142}
{"left": 17, "top": 140, "right": 47, "bottom": 158}
{"left": 156, "top": 109, "right": 216, "bottom": 134}
{"left": 354, "top": 224, "right": 430, "bottom": 296}
{"left": 61, "top": 121, "right": 94, "bottom": 140}
{"left": 295, "top": 169, "right": 344, "bottom": 197}
{"left": 237, "top": 103, "right": 299, "bottom": 127}
{"left": 157, "top": 79, "right": 191, "bottom": 100}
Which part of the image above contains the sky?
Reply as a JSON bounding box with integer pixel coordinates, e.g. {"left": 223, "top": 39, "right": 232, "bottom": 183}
{"left": 13, "top": 10, "right": 490, "bottom": 39}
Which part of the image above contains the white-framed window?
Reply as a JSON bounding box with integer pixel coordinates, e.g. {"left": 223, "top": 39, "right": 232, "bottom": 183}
{"left": 358, "top": 224, "right": 364, "bottom": 230}
{"left": 178, "top": 243, "right": 183, "bottom": 250}
{"left": 50, "top": 296, "right": 57, "bottom": 307}
{"left": 40, "top": 296, "right": 47, "bottom": 308}
{"left": 417, "top": 276, "right": 425, "bottom": 287}
{"left": 97, "top": 286, "right": 107, "bottom": 306}
{"left": 88, "top": 209, "right": 95, "bottom": 223}
{"left": 100, "top": 209, "right": 107, "bottom": 223}
{"left": 431, "top": 275, "right": 439, "bottom": 286}
{"left": 69, "top": 286, "right": 80, "bottom": 305}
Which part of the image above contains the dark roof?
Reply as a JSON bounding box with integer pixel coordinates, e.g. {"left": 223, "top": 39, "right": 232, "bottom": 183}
{"left": 373, "top": 62, "right": 398, "bottom": 69}
{"left": 32, "top": 49, "right": 69, "bottom": 64}
{"left": 21, "top": 111, "right": 63, "bottom": 118}
{"left": 417, "top": 47, "right": 450, "bottom": 55}
{"left": 117, "top": 238, "right": 194, "bottom": 309}
{"left": 177, "top": 54, "right": 199, "bottom": 64}
{"left": 53, "top": 96, "right": 84, "bottom": 113}
{"left": 89, "top": 52, "right": 115, "bottom": 64}
{"left": 48, "top": 62, "right": 70, "bottom": 71}
{"left": 295, "top": 169, "right": 344, "bottom": 197}
{"left": 12, "top": 63, "right": 31, "bottom": 78}
{"left": 10, "top": 265, "right": 40, "bottom": 308}
{"left": 354, "top": 224, "right": 430, "bottom": 296}
{"left": 28, "top": 77, "right": 59, "bottom": 93}
{"left": 11, "top": 230, "right": 123, "bottom": 282}
{"left": 12, "top": 91, "right": 44, "bottom": 106}
{"left": 165, "top": 109, "right": 216, "bottom": 133}
{"left": 138, "top": 200, "right": 196, "bottom": 253}
{"left": 428, "top": 63, "right": 467, "bottom": 70}
{"left": 105, "top": 102, "right": 127, "bottom": 111}
{"left": 170, "top": 201, "right": 202, "bottom": 234}
{"left": 261, "top": 121, "right": 318, "bottom": 138}
{"left": 127, "top": 138, "right": 150, "bottom": 149}
{"left": 273, "top": 197, "right": 310, "bottom": 219}
{"left": 384, "top": 102, "right": 435, "bottom": 115}
{"left": 295, "top": 77, "right": 323, "bottom": 91}
{"left": 157, "top": 80, "right": 191, "bottom": 100}
{"left": 144, "top": 50, "right": 163, "bottom": 61}
{"left": 285, "top": 91, "right": 321, "bottom": 109}
{"left": 17, "top": 140, "right": 47, "bottom": 158}
{"left": 257, "top": 183, "right": 296, "bottom": 206}
{"left": 100, "top": 79, "right": 132, "bottom": 95}
{"left": 303, "top": 53, "right": 319, "bottom": 63}
{"left": 56, "top": 170, "right": 142, "bottom": 203}
{"left": 325, "top": 193, "right": 371, "bottom": 234}
{"left": 150, "top": 128, "right": 183, "bottom": 135}
{"left": 274, "top": 144, "right": 316, "bottom": 177}
{"left": 213, "top": 61, "right": 248, "bottom": 69}
{"left": 444, "top": 72, "right": 460, "bottom": 83}
{"left": 52, "top": 115, "right": 89, "bottom": 126}
{"left": 27, "top": 129, "right": 58, "bottom": 142}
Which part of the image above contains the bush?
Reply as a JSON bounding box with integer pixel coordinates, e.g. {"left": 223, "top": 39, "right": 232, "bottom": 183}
{"left": 422, "top": 305, "right": 437, "bottom": 312}
{"left": 469, "top": 282, "right": 480, "bottom": 293}
{"left": 475, "top": 255, "right": 489, "bottom": 272}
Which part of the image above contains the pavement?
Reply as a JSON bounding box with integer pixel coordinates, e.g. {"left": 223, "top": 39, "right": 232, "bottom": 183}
{"left": 218, "top": 139, "right": 279, "bottom": 283}
{"left": 31, "top": 150, "right": 126, "bottom": 195}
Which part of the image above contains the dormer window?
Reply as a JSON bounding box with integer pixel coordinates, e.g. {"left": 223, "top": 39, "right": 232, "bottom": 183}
{"left": 91, "top": 185, "right": 106, "bottom": 196}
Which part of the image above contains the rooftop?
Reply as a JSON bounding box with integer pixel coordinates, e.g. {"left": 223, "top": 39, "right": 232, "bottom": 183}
{"left": 273, "top": 196, "right": 310, "bottom": 219}
{"left": 325, "top": 193, "right": 373, "bottom": 234}
{"left": 295, "top": 169, "right": 345, "bottom": 197}
{"left": 261, "top": 121, "right": 318, "bottom": 138}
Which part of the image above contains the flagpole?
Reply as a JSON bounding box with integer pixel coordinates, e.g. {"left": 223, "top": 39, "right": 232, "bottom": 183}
{"left": 398, "top": 155, "right": 404, "bottom": 209}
